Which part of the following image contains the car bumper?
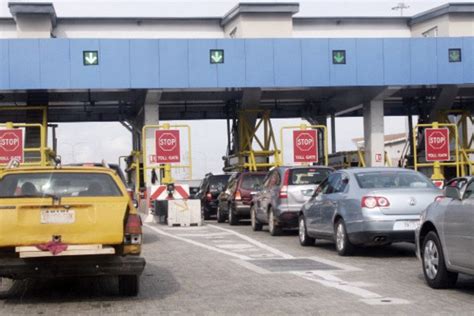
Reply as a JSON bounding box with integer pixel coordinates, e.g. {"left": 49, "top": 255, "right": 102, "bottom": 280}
{"left": 0, "top": 255, "right": 146, "bottom": 280}
{"left": 231, "top": 202, "right": 251, "bottom": 217}
{"left": 346, "top": 219, "right": 419, "bottom": 246}
{"left": 275, "top": 211, "right": 299, "bottom": 228}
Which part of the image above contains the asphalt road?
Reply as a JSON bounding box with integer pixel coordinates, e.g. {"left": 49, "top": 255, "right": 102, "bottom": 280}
{"left": 1, "top": 219, "right": 473, "bottom": 315}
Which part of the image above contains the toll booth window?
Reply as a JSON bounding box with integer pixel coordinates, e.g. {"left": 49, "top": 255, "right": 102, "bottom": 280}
{"left": 355, "top": 172, "right": 434, "bottom": 189}
{"left": 0, "top": 173, "right": 122, "bottom": 198}
{"left": 289, "top": 168, "right": 332, "bottom": 185}
{"left": 241, "top": 174, "right": 266, "bottom": 190}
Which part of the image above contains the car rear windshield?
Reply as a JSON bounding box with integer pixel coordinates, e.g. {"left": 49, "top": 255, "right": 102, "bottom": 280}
{"left": 355, "top": 171, "right": 435, "bottom": 189}
{"left": 209, "top": 175, "right": 231, "bottom": 191}
{"left": 240, "top": 174, "right": 266, "bottom": 190}
{"left": 0, "top": 172, "right": 123, "bottom": 198}
{"left": 289, "top": 168, "right": 332, "bottom": 185}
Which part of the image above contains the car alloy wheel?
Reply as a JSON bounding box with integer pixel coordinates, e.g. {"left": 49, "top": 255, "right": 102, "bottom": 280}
{"left": 336, "top": 222, "right": 345, "bottom": 251}
{"left": 299, "top": 217, "right": 306, "bottom": 243}
{"left": 298, "top": 216, "right": 315, "bottom": 246}
{"left": 334, "top": 219, "right": 354, "bottom": 256}
{"left": 268, "top": 209, "right": 281, "bottom": 236}
{"left": 421, "top": 231, "right": 458, "bottom": 289}
{"left": 423, "top": 239, "right": 439, "bottom": 280}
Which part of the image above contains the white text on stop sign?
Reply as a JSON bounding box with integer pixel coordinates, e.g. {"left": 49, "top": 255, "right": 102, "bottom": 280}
{"left": 159, "top": 138, "right": 176, "bottom": 146}
{"left": 0, "top": 138, "right": 19, "bottom": 146}
{"left": 429, "top": 136, "right": 445, "bottom": 145}
{"left": 297, "top": 138, "right": 313, "bottom": 146}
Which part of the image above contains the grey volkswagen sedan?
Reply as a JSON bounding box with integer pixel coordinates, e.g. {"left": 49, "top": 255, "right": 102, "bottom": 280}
{"left": 299, "top": 168, "right": 442, "bottom": 256}
{"left": 416, "top": 176, "right": 474, "bottom": 289}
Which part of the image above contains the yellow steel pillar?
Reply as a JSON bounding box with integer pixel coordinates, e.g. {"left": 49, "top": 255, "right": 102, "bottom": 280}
{"left": 430, "top": 122, "right": 445, "bottom": 182}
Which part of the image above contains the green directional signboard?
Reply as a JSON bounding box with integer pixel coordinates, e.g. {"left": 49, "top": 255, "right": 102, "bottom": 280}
{"left": 448, "top": 48, "right": 461, "bottom": 63}
{"left": 332, "top": 50, "right": 346, "bottom": 65}
{"left": 210, "top": 49, "right": 224, "bottom": 64}
{"left": 83, "top": 50, "right": 99, "bottom": 66}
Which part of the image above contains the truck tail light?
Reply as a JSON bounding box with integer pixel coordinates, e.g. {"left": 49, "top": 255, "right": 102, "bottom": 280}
{"left": 279, "top": 169, "right": 290, "bottom": 199}
{"left": 234, "top": 190, "right": 242, "bottom": 201}
{"left": 361, "top": 196, "right": 390, "bottom": 208}
{"left": 124, "top": 213, "right": 142, "bottom": 245}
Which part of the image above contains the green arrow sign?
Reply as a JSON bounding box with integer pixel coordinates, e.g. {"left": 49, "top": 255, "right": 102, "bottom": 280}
{"left": 332, "top": 50, "right": 346, "bottom": 64}
{"left": 83, "top": 50, "right": 99, "bottom": 66}
{"left": 210, "top": 49, "right": 224, "bottom": 64}
{"left": 448, "top": 48, "right": 461, "bottom": 63}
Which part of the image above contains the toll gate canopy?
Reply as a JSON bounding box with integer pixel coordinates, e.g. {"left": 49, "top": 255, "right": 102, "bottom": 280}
{"left": 1, "top": 38, "right": 474, "bottom": 122}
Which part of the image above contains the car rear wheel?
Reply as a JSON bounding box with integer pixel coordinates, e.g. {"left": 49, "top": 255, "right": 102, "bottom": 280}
{"left": 229, "top": 205, "right": 239, "bottom": 226}
{"left": 251, "top": 205, "right": 262, "bottom": 231}
{"left": 335, "top": 219, "right": 354, "bottom": 256}
{"left": 422, "top": 231, "right": 458, "bottom": 289}
{"left": 118, "top": 275, "right": 139, "bottom": 297}
{"left": 268, "top": 208, "right": 282, "bottom": 236}
{"left": 299, "top": 216, "right": 315, "bottom": 246}
{"left": 216, "top": 207, "right": 225, "bottom": 223}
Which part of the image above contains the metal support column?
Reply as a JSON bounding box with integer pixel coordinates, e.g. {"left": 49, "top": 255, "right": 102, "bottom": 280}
{"left": 363, "top": 100, "right": 385, "bottom": 167}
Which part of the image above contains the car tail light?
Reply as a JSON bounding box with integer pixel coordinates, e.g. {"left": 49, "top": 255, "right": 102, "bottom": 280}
{"left": 206, "top": 192, "right": 213, "bottom": 201}
{"left": 124, "top": 213, "right": 142, "bottom": 245}
{"left": 361, "top": 196, "right": 391, "bottom": 208}
{"left": 279, "top": 169, "right": 290, "bottom": 199}
{"left": 434, "top": 196, "right": 444, "bottom": 202}
{"left": 234, "top": 190, "right": 242, "bottom": 201}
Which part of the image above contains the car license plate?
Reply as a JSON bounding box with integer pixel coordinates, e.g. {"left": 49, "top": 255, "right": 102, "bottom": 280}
{"left": 393, "top": 220, "right": 419, "bottom": 231}
{"left": 40, "top": 209, "right": 75, "bottom": 224}
{"left": 302, "top": 189, "right": 314, "bottom": 196}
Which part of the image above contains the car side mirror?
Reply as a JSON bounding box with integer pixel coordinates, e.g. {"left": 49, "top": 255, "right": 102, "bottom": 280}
{"left": 445, "top": 186, "right": 461, "bottom": 200}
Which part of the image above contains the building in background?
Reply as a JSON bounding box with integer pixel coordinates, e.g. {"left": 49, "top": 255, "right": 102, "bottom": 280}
{"left": 353, "top": 133, "right": 408, "bottom": 167}
{"left": 1, "top": 2, "right": 474, "bottom": 39}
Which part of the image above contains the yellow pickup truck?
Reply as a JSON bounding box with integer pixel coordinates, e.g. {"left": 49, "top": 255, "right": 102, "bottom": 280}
{"left": 0, "top": 166, "right": 146, "bottom": 296}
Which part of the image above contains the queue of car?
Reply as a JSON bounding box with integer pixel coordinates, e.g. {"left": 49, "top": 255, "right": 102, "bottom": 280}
{"left": 200, "top": 166, "right": 473, "bottom": 290}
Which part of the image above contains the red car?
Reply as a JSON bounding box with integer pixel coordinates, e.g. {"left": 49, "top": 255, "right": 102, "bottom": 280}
{"left": 216, "top": 172, "right": 267, "bottom": 225}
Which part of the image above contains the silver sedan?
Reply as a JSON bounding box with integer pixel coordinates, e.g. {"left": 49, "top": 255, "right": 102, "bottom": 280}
{"left": 299, "top": 168, "right": 442, "bottom": 256}
{"left": 416, "top": 176, "right": 474, "bottom": 289}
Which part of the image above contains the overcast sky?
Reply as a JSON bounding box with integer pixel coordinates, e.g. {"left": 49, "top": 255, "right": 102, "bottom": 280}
{"left": 2, "top": 0, "right": 460, "bottom": 179}
{"left": 2, "top": 0, "right": 473, "bottom": 18}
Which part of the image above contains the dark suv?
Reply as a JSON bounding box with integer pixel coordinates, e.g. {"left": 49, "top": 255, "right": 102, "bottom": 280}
{"left": 216, "top": 172, "right": 267, "bottom": 225}
{"left": 198, "top": 173, "right": 232, "bottom": 220}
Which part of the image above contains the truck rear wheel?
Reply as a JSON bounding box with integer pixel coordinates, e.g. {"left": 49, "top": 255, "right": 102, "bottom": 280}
{"left": 118, "top": 275, "right": 139, "bottom": 296}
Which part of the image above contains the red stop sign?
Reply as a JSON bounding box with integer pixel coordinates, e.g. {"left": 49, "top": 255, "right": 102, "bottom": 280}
{"left": 425, "top": 128, "right": 450, "bottom": 162}
{"left": 293, "top": 130, "right": 318, "bottom": 163}
{"left": 0, "top": 129, "right": 23, "bottom": 163}
{"left": 154, "top": 130, "right": 180, "bottom": 163}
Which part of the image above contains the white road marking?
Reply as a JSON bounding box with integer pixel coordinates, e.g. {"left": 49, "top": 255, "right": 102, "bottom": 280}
{"left": 145, "top": 223, "right": 409, "bottom": 305}
{"left": 307, "top": 256, "right": 361, "bottom": 272}
{"left": 207, "top": 224, "right": 294, "bottom": 259}
{"left": 292, "top": 271, "right": 410, "bottom": 305}
{"left": 175, "top": 232, "right": 233, "bottom": 237}
{"left": 216, "top": 244, "right": 255, "bottom": 250}
{"left": 144, "top": 224, "right": 252, "bottom": 260}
